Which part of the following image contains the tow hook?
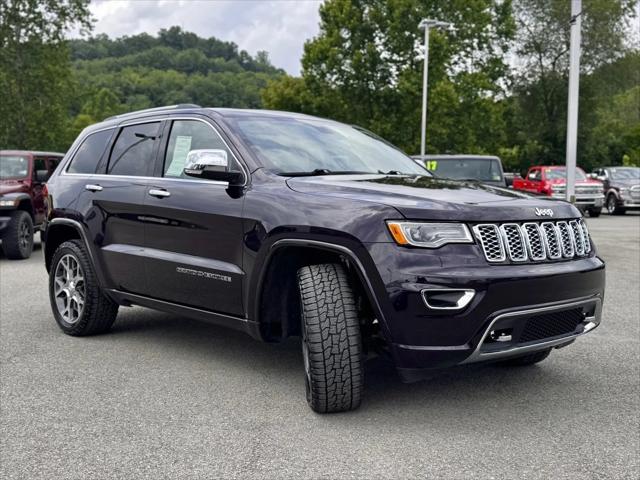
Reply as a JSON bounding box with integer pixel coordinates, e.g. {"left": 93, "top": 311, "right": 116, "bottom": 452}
{"left": 489, "top": 329, "right": 513, "bottom": 342}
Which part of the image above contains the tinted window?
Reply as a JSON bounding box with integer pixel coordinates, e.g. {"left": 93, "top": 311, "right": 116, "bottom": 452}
{"left": 108, "top": 122, "right": 160, "bottom": 176}
{"left": 48, "top": 157, "right": 61, "bottom": 175}
{"left": 67, "top": 129, "right": 114, "bottom": 174}
{"left": 163, "top": 120, "right": 234, "bottom": 178}
{"left": 33, "top": 158, "right": 47, "bottom": 180}
{"left": 528, "top": 169, "right": 540, "bottom": 181}
{"left": 0, "top": 155, "right": 29, "bottom": 179}
{"left": 426, "top": 158, "right": 503, "bottom": 182}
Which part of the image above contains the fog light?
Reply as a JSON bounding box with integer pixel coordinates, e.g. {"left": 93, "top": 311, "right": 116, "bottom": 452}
{"left": 422, "top": 289, "right": 475, "bottom": 310}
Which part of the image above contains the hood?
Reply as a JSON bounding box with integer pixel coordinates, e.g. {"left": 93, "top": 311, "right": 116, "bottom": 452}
{"left": 0, "top": 180, "right": 28, "bottom": 196}
{"left": 287, "top": 174, "right": 581, "bottom": 222}
{"left": 611, "top": 178, "right": 640, "bottom": 188}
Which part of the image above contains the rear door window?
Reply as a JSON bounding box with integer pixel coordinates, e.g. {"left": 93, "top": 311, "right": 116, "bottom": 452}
{"left": 67, "top": 129, "right": 114, "bottom": 174}
{"left": 107, "top": 122, "right": 160, "bottom": 177}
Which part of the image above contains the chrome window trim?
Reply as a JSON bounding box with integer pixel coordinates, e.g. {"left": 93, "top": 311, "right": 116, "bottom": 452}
{"left": 61, "top": 116, "right": 249, "bottom": 187}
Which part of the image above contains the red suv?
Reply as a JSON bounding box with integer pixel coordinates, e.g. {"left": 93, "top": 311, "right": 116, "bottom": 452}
{"left": 0, "top": 150, "right": 64, "bottom": 259}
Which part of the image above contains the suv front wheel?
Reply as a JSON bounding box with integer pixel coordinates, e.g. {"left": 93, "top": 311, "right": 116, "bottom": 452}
{"left": 298, "top": 263, "right": 363, "bottom": 413}
{"left": 49, "top": 240, "right": 119, "bottom": 336}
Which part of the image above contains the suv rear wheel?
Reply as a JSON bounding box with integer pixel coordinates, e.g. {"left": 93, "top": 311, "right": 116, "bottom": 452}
{"left": 297, "top": 263, "right": 363, "bottom": 413}
{"left": 2, "top": 210, "right": 34, "bottom": 260}
{"left": 49, "top": 240, "right": 118, "bottom": 336}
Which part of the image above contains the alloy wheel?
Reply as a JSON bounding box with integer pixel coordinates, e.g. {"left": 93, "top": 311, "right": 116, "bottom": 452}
{"left": 19, "top": 219, "right": 31, "bottom": 251}
{"left": 53, "top": 254, "right": 86, "bottom": 324}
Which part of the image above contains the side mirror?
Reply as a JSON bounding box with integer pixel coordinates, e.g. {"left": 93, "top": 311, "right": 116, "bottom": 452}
{"left": 183, "top": 149, "right": 243, "bottom": 185}
{"left": 35, "top": 170, "right": 49, "bottom": 183}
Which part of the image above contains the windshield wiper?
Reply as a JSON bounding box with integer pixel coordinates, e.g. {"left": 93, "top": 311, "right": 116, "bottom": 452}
{"left": 279, "top": 169, "right": 371, "bottom": 177}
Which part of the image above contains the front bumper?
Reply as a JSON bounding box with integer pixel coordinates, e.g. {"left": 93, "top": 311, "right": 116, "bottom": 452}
{"left": 551, "top": 193, "right": 604, "bottom": 208}
{"left": 363, "top": 242, "right": 605, "bottom": 379}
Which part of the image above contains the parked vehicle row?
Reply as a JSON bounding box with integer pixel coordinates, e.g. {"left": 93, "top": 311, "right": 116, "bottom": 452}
{"left": 512, "top": 165, "right": 604, "bottom": 217}
{"left": 0, "top": 151, "right": 64, "bottom": 259}
{"left": 41, "top": 105, "right": 605, "bottom": 413}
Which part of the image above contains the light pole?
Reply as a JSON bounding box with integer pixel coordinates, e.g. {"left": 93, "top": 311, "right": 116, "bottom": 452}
{"left": 565, "top": 0, "right": 582, "bottom": 203}
{"left": 419, "top": 18, "right": 451, "bottom": 162}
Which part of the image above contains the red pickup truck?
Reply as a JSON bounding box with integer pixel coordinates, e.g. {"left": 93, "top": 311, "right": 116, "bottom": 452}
{"left": 512, "top": 166, "right": 604, "bottom": 217}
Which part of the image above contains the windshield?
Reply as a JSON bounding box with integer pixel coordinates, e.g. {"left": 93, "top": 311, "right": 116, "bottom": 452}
{"left": 609, "top": 167, "right": 640, "bottom": 180}
{"left": 424, "top": 157, "right": 503, "bottom": 182}
{"left": 0, "top": 155, "right": 29, "bottom": 180}
{"left": 545, "top": 167, "right": 586, "bottom": 181}
{"left": 227, "top": 115, "right": 426, "bottom": 175}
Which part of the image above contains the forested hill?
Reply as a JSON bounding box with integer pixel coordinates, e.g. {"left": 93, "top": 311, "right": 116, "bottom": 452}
{"left": 66, "top": 27, "right": 284, "bottom": 137}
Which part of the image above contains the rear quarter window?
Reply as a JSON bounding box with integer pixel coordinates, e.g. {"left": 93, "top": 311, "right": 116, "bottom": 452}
{"left": 67, "top": 129, "right": 114, "bottom": 174}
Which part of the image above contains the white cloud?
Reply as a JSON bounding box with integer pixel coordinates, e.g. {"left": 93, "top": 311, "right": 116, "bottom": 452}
{"left": 80, "top": 0, "right": 323, "bottom": 74}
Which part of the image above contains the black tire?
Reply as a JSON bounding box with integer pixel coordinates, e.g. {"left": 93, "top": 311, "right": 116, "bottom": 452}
{"left": 606, "top": 194, "right": 625, "bottom": 215}
{"left": 49, "top": 239, "right": 118, "bottom": 336}
{"left": 588, "top": 207, "right": 602, "bottom": 218}
{"left": 298, "top": 263, "right": 363, "bottom": 413}
{"left": 2, "top": 210, "right": 34, "bottom": 259}
{"left": 498, "top": 349, "right": 551, "bottom": 366}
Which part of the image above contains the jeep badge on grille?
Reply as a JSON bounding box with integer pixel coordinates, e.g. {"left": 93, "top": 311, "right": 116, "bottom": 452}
{"left": 535, "top": 208, "right": 554, "bottom": 217}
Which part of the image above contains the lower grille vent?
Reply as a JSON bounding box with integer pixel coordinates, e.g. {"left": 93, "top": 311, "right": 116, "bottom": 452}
{"left": 519, "top": 308, "right": 584, "bottom": 343}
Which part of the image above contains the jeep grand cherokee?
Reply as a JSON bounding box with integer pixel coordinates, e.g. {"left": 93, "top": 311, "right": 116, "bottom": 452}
{"left": 43, "top": 105, "right": 605, "bottom": 413}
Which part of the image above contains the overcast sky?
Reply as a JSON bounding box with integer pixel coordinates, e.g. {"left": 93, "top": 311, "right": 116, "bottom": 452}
{"left": 80, "top": 0, "right": 323, "bottom": 74}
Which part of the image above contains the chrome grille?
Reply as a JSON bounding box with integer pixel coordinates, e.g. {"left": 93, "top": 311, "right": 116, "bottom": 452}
{"left": 500, "top": 224, "right": 527, "bottom": 261}
{"left": 473, "top": 219, "right": 592, "bottom": 263}
{"left": 631, "top": 185, "right": 640, "bottom": 200}
{"left": 556, "top": 221, "right": 575, "bottom": 258}
{"left": 540, "top": 222, "right": 562, "bottom": 259}
{"left": 473, "top": 224, "right": 505, "bottom": 262}
{"left": 522, "top": 223, "right": 546, "bottom": 261}
{"left": 579, "top": 219, "right": 591, "bottom": 254}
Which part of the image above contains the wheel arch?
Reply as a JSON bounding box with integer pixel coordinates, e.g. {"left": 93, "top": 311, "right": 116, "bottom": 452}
{"left": 253, "top": 239, "right": 387, "bottom": 342}
{"left": 44, "top": 219, "right": 90, "bottom": 273}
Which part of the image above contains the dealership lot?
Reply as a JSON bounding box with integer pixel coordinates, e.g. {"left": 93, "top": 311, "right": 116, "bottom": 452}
{"left": 1, "top": 214, "right": 638, "bottom": 479}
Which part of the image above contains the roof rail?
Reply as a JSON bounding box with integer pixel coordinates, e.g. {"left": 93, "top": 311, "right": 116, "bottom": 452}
{"left": 105, "top": 104, "right": 202, "bottom": 121}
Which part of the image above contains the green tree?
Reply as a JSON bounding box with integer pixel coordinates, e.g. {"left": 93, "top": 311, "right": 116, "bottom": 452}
{"left": 0, "top": 0, "right": 92, "bottom": 150}
{"left": 508, "top": 0, "right": 638, "bottom": 170}
{"left": 263, "top": 0, "right": 516, "bottom": 154}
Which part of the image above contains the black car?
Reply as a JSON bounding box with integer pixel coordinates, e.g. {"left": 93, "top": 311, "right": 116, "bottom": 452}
{"left": 43, "top": 105, "right": 605, "bottom": 413}
{"left": 591, "top": 166, "right": 640, "bottom": 215}
{"left": 412, "top": 154, "right": 507, "bottom": 187}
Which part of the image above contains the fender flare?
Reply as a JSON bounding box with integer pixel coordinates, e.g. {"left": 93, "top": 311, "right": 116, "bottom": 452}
{"left": 45, "top": 219, "right": 104, "bottom": 285}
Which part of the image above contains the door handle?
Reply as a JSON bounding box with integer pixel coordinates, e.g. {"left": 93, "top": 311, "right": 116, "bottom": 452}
{"left": 85, "top": 184, "right": 103, "bottom": 192}
{"left": 148, "top": 188, "right": 171, "bottom": 198}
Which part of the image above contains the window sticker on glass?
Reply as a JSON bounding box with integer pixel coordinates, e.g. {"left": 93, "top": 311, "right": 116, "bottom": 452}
{"left": 166, "top": 135, "right": 192, "bottom": 177}
{"left": 426, "top": 160, "right": 438, "bottom": 170}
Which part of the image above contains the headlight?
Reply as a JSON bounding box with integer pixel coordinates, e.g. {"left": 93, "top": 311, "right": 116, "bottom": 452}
{"left": 619, "top": 187, "right": 629, "bottom": 197}
{"left": 387, "top": 221, "right": 473, "bottom": 248}
{"left": 0, "top": 199, "right": 17, "bottom": 207}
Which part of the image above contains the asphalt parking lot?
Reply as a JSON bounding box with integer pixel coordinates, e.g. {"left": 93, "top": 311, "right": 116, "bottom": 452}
{"left": 1, "top": 213, "right": 639, "bottom": 479}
